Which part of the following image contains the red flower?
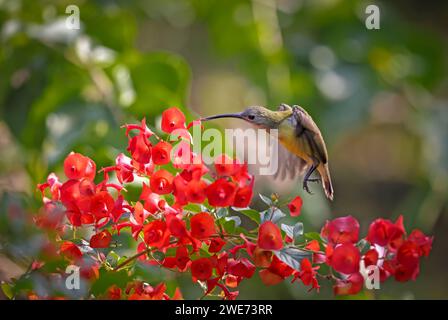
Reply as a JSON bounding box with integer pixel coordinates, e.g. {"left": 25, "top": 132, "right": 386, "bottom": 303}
{"left": 227, "top": 258, "right": 255, "bottom": 279}
{"left": 90, "top": 230, "right": 112, "bottom": 248}
{"left": 329, "top": 243, "right": 360, "bottom": 274}
{"left": 367, "top": 216, "right": 405, "bottom": 248}
{"left": 367, "top": 219, "right": 390, "bottom": 246}
{"left": 166, "top": 214, "right": 191, "bottom": 243}
{"left": 394, "top": 263, "right": 420, "bottom": 282}
{"left": 35, "top": 202, "right": 66, "bottom": 230}
{"left": 229, "top": 234, "right": 257, "bottom": 257}
{"left": 114, "top": 153, "right": 135, "bottom": 183}
{"left": 151, "top": 141, "right": 172, "bottom": 165}
{"left": 172, "top": 140, "right": 192, "bottom": 169}
{"left": 162, "top": 257, "right": 177, "bottom": 269}
{"left": 185, "top": 179, "right": 208, "bottom": 204}
{"left": 209, "top": 238, "right": 226, "bottom": 253}
{"left": 191, "top": 258, "right": 213, "bottom": 281}
{"left": 253, "top": 247, "right": 272, "bottom": 267}
{"left": 259, "top": 256, "right": 294, "bottom": 286}
{"left": 90, "top": 191, "right": 114, "bottom": 222}
{"left": 37, "top": 173, "right": 62, "bottom": 200}
{"left": 122, "top": 118, "right": 154, "bottom": 137}
{"left": 233, "top": 186, "right": 253, "bottom": 208}
{"left": 190, "top": 212, "right": 216, "bottom": 239}
{"left": 297, "top": 258, "right": 320, "bottom": 292}
{"left": 131, "top": 201, "right": 150, "bottom": 229}
{"left": 78, "top": 178, "right": 95, "bottom": 197}
{"left": 180, "top": 158, "right": 208, "bottom": 181}
{"left": 363, "top": 248, "right": 379, "bottom": 267}
{"left": 143, "top": 220, "right": 169, "bottom": 249}
{"left": 108, "top": 286, "right": 122, "bottom": 300}
{"left": 79, "top": 260, "right": 100, "bottom": 280}
{"left": 305, "top": 240, "right": 320, "bottom": 252}
{"left": 206, "top": 178, "right": 237, "bottom": 207}
{"left": 128, "top": 134, "right": 152, "bottom": 164}
{"left": 213, "top": 252, "right": 229, "bottom": 276}
{"left": 396, "top": 240, "right": 420, "bottom": 269}
{"left": 333, "top": 272, "right": 364, "bottom": 296}
{"left": 64, "top": 152, "right": 96, "bottom": 181}
{"left": 408, "top": 229, "right": 433, "bottom": 257}
{"left": 323, "top": 216, "right": 359, "bottom": 244}
{"left": 161, "top": 107, "right": 186, "bottom": 133}
{"left": 140, "top": 184, "right": 163, "bottom": 213}
{"left": 258, "top": 221, "right": 283, "bottom": 251}
{"left": 150, "top": 169, "right": 174, "bottom": 195}
{"left": 288, "top": 196, "right": 303, "bottom": 217}
{"left": 172, "top": 175, "right": 188, "bottom": 205}
{"left": 128, "top": 282, "right": 169, "bottom": 300}
{"left": 225, "top": 275, "right": 240, "bottom": 288}
{"left": 60, "top": 241, "right": 82, "bottom": 261}
{"left": 60, "top": 179, "right": 81, "bottom": 205}
{"left": 175, "top": 246, "right": 190, "bottom": 271}
{"left": 214, "top": 154, "right": 241, "bottom": 177}
{"left": 110, "top": 195, "right": 127, "bottom": 222}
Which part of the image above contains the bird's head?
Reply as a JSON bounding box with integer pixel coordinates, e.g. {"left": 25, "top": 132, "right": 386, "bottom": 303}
{"left": 202, "top": 106, "right": 286, "bottom": 129}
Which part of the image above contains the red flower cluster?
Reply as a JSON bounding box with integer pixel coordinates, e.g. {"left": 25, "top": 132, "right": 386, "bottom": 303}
{"left": 366, "top": 217, "right": 433, "bottom": 283}
{"left": 31, "top": 107, "right": 433, "bottom": 300}
{"left": 319, "top": 215, "right": 433, "bottom": 295}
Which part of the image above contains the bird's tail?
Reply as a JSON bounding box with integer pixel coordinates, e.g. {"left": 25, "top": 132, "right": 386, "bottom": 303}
{"left": 318, "top": 164, "right": 334, "bottom": 201}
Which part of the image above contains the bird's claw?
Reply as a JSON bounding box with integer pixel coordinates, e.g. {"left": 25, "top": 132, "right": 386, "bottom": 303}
{"left": 302, "top": 181, "right": 313, "bottom": 195}
{"left": 307, "top": 178, "right": 321, "bottom": 184}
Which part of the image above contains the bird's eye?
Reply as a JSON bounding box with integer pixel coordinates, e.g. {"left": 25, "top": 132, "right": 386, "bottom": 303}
{"left": 248, "top": 115, "right": 255, "bottom": 120}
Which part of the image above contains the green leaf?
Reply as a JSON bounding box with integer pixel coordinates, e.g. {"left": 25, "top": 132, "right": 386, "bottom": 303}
{"left": 357, "top": 239, "right": 369, "bottom": 253}
{"left": 304, "top": 232, "right": 324, "bottom": 243}
{"left": 274, "top": 247, "right": 311, "bottom": 271}
{"left": 149, "top": 135, "right": 160, "bottom": 145}
{"left": 222, "top": 216, "right": 241, "bottom": 233}
{"left": 225, "top": 216, "right": 241, "bottom": 227}
{"left": 281, "top": 222, "right": 304, "bottom": 241}
{"left": 90, "top": 268, "right": 131, "bottom": 296}
{"left": 106, "top": 251, "right": 120, "bottom": 265}
{"left": 261, "top": 207, "right": 285, "bottom": 224}
{"left": 152, "top": 251, "right": 165, "bottom": 262}
{"left": 1, "top": 282, "right": 13, "bottom": 299}
{"left": 281, "top": 224, "right": 294, "bottom": 239}
{"left": 293, "top": 222, "right": 304, "bottom": 238}
{"left": 183, "top": 203, "right": 202, "bottom": 213}
{"left": 231, "top": 207, "right": 260, "bottom": 224}
{"left": 133, "top": 262, "right": 167, "bottom": 283}
{"left": 259, "top": 194, "right": 273, "bottom": 206}
{"left": 216, "top": 207, "right": 228, "bottom": 219}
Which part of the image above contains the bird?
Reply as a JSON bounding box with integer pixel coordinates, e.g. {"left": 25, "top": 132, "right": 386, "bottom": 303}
{"left": 201, "top": 103, "right": 334, "bottom": 200}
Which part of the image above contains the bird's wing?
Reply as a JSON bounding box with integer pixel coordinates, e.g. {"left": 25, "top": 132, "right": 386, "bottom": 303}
{"left": 292, "top": 106, "right": 321, "bottom": 135}
{"left": 293, "top": 106, "right": 328, "bottom": 164}
{"left": 273, "top": 141, "right": 307, "bottom": 180}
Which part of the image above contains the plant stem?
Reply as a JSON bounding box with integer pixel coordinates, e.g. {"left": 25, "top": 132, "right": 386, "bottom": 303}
{"left": 113, "top": 248, "right": 153, "bottom": 271}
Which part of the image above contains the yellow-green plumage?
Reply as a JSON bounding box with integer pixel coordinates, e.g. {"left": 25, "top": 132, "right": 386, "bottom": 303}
{"left": 276, "top": 106, "right": 333, "bottom": 200}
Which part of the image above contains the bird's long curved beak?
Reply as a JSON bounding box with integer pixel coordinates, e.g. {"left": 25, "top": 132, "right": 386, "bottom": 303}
{"left": 201, "top": 112, "right": 243, "bottom": 121}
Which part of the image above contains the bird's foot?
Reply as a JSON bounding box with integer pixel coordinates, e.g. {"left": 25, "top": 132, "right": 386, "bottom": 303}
{"left": 307, "top": 178, "right": 321, "bottom": 184}
{"left": 302, "top": 180, "right": 313, "bottom": 195}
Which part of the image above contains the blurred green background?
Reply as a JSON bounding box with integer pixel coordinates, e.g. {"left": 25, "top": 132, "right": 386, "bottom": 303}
{"left": 0, "top": 0, "right": 447, "bottom": 299}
